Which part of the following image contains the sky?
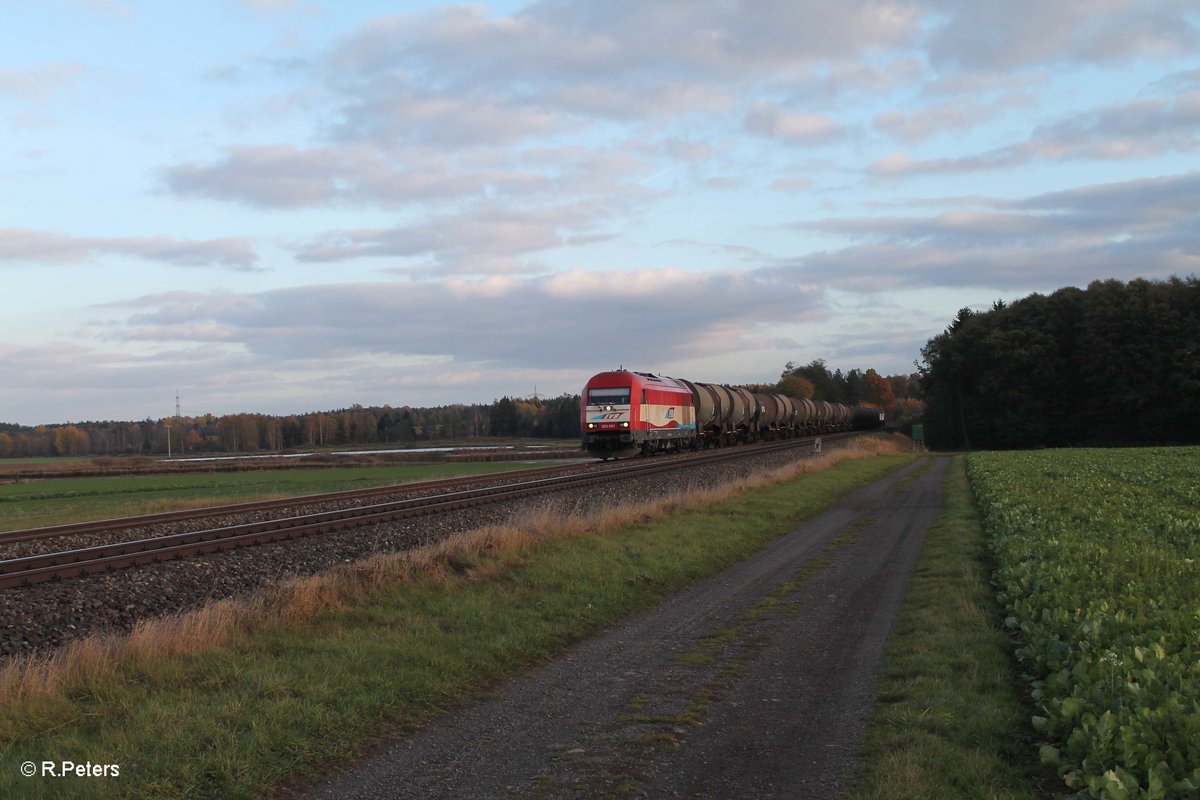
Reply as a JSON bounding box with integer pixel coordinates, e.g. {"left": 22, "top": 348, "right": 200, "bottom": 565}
{"left": 2, "top": 0, "right": 1198, "bottom": 425}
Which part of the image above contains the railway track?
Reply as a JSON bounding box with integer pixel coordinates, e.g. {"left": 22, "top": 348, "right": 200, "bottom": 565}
{"left": 0, "top": 459, "right": 591, "bottom": 548}
{"left": 0, "top": 434, "right": 857, "bottom": 590}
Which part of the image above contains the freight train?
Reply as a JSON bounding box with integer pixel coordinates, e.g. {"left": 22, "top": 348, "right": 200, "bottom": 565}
{"left": 581, "top": 369, "right": 882, "bottom": 459}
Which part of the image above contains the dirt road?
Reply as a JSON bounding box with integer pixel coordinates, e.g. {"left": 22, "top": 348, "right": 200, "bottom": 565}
{"left": 296, "top": 456, "right": 945, "bottom": 799}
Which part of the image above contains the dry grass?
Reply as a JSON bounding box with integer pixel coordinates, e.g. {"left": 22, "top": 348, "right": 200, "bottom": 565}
{"left": 0, "top": 436, "right": 899, "bottom": 711}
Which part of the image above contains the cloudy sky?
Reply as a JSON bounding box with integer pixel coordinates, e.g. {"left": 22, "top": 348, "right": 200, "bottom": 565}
{"left": 3, "top": 1, "right": 1198, "bottom": 425}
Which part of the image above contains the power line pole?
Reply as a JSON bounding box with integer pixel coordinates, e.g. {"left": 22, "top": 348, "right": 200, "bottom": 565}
{"left": 175, "top": 391, "right": 183, "bottom": 453}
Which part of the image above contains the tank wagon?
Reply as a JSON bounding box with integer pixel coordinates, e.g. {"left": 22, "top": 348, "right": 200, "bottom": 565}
{"left": 581, "top": 369, "right": 881, "bottom": 460}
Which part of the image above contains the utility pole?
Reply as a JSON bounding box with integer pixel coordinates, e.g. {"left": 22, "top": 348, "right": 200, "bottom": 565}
{"left": 164, "top": 422, "right": 172, "bottom": 458}
{"left": 175, "top": 391, "right": 183, "bottom": 453}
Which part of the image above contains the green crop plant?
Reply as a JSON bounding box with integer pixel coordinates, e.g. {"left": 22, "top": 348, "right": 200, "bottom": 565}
{"left": 968, "top": 448, "right": 1200, "bottom": 799}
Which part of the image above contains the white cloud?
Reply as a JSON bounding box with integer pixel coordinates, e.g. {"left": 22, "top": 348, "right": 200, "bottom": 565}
{"left": 159, "top": 0, "right": 923, "bottom": 217}
{"left": 868, "top": 87, "right": 1200, "bottom": 177}
{"left": 788, "top": 171, "right": 1200, "bottom": 290}
{"left": 0, "top": 228, "right": 259, "bottom": 270}
{"left": 0, "top": 63, "right": 85, "bottom": 101}
{"left": 292, "top": 200, "right": 621, "bottom": 273}
{"left": 98, "top": 264, "right": 827, "bottom": 374}
{"left": 328, "top": 2, "right": 922, "bottom": 94}
{"left": 743, "top": 102, "right": 844, "bottom": 145}
{"left": 162, "top": 144, "right": 552, "bottom": 209}
{"left": 924, "top": 0, "right": 1200, "bottom": 70}
{"left": 872, "top": 90, "right": 1032, "bottom": 143}
{"left": 237, "top": 0, "right": 322, "bottom": 16}
{"left": 776, "top": 58, "right": 927, "bottom": 105}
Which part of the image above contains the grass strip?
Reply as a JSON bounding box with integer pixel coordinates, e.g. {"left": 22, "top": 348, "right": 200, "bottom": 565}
{"left": 1, "top": 443, "right": 911, "bottom": 799}
{"left": 844, "top": 456, "right": 1051, "bottom": 800}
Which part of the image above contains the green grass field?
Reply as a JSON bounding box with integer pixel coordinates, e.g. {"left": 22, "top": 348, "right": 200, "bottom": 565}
{"left": 0, "top": 462, "right": 555, "bottom": 531}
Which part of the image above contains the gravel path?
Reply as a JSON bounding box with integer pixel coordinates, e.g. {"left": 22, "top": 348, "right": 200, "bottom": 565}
{"left": 292, "top": 455, "right": 944, "bottom": 800}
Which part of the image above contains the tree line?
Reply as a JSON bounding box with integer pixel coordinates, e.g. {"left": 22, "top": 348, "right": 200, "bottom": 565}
{"left": 918, "top": 276, "right": 1200, "bottom": 449}
{"left": 0, "top": 395, "right": 584, "bottom": 458}
{"left": 772, "top": 359, "right": 924, "bottom": 429}
{"left": 0, "top": 358, "right": 925, "bottom": 459}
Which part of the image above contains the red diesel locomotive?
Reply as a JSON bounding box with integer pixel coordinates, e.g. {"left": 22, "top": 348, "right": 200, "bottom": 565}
{"left": 581, "top": 369, "right": 879, "bottom": 459}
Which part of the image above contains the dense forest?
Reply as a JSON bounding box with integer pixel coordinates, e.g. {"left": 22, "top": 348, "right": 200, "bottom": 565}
{"left": 919, "top": 276, "right": 1200, "bottom": 449}
{"left": 0, "top": 361, "right": 921, "bottom": 459}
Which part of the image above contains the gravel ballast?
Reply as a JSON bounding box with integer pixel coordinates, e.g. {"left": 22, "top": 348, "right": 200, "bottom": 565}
{"left": 0, "top": 441, "right": 844, "bottom": 660}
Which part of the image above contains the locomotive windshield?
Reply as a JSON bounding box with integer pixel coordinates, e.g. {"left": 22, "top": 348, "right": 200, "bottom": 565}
{"left": 588, "top": 387, "right": 631, "bottom": 405}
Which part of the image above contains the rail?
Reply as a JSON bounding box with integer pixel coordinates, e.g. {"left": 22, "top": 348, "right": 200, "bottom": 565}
{"left": 0, "top": 433, "right": 859, "bottom": 589}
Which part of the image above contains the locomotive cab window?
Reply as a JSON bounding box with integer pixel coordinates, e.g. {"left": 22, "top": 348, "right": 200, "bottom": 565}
{"left": 588, "top": 388, "right": 630, "bottom": 405}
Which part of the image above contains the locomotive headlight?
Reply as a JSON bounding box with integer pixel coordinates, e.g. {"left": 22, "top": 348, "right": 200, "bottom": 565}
{"left": 621, "top": 422, "right": 629, "bottom": 428}
{"left": 586, "top": 423, "right": 596, "bottom": 429}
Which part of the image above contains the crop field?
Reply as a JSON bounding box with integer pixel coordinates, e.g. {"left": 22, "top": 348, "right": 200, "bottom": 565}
{"left": 0, "top": 462, "right": 552, "bottom": 531}
{"left": 967, "top": 448, "right": 1200, "bottom": 799}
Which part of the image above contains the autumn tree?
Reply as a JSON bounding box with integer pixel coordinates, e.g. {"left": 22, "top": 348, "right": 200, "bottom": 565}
{"left": 860, "top": 369, "right": 896, "bottom": 412}
{"left": 780, "top": 359, "right": 857, "bottom": 402}
{"left": 53, "top": 426, "right": 89, "bottom": 455}
{"left": 776, "top": 373, "right": 815, "bottom": 399}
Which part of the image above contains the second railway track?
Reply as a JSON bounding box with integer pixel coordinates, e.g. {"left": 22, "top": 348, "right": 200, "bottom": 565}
{"left": 0, "top": 460, "right": 589, "bottom": 548}
{"left": 0, "top": 435, "right": 857, "bottom": 590}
